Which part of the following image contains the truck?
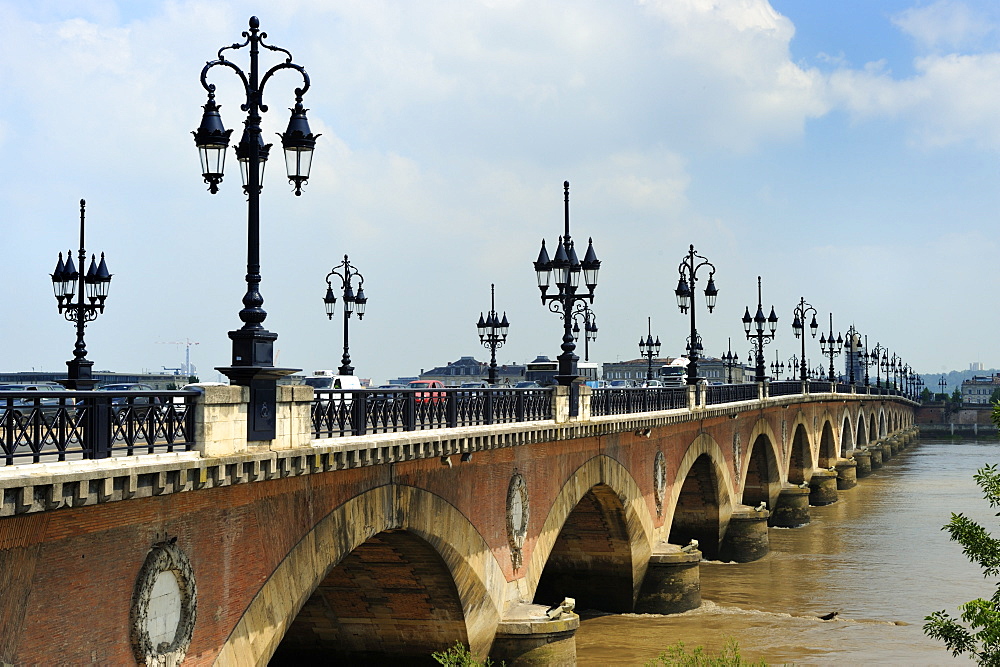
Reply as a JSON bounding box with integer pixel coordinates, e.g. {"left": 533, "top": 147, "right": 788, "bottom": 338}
{"left": 658, "top": 358, "right": 689, "bottom": 387}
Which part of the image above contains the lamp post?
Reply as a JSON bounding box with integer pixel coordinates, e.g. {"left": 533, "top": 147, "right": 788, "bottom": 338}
{"left": 769, "top": 350, "right": 785, "bottom": 380}
{"left": 742, "top": 276, "right": 778, "bottom": 383}
{"left": 323, "top": 255, "right": 368, "bottom": 376}
{"left": 194, "top": 16, "right": 318, "bottom": 439}
{"left": 869, "top": 342, "right": 885, "bottom": 389}
{"left": 938, "top": 376, "right": 948, "bottom": 398}
{"left": 476, "top": 284, "right": 509, "bottom": 385}
{"left": 50, "top": 199, "right": 112, "bottom": 390}
{"left": 844, "top": 325, "right": 861, "bottom": 387}
{"left": 534, "top": 181, "right": 601, "bottom": 390}
{"left": 638, "top": 317, "right": 661, "bottom": 382}
{"left": 786, "top": 354, "right": 800, "bottom": 380}
{"left": 721, "top": 337, "right": 740, "bottom": 384}
{"left": 819, "top": 314, "right": 843, "bottom": 383}
{"left": 791, "top": 297, "right": 818, "bottom": 383}
{"left": 571, "top": 304, "right": 598, "bottom": 362}
{"left": 674, "top": 245, "right": 718, "bottom": 386}
{"left": 916, "top": 374, "right": 924, "bottom": 400}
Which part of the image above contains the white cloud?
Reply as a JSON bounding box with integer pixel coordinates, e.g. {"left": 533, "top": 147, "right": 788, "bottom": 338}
{"left": 892, "top": 0, "right": 995, "bottom": 52}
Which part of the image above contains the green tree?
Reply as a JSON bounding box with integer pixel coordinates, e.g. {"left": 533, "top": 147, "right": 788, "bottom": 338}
{"left": 921, "top": 387, "right": 933, "bottom": 403}
{"left": 923, "top": 463, "right": 1000, "bottom": 664}
{"left": 991, "top": 387, "right": 1000, "bottom": 405}
{"left": 953, "top": 388, "right": 964, "bottom": 405}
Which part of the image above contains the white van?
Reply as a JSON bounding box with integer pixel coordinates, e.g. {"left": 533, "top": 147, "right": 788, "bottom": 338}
{"left": 303, "top": 371, "right": 362, "bottom": 406}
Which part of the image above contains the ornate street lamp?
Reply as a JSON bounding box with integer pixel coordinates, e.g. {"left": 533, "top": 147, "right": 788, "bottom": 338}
{"left": 638, "top": 317, "right": 661, "bottom": 382}
{"left": 786, "top": 354, "right": 800, "bottom": 380}
{"left": 323, "top": 255, "right": 368, "bottom": 376}
{"left": 721, "top": 337, "right": 740, "bottom": 384}
{"left": 476, "top": 284, "right": 509, "bottom": 385}
{"left": 195, "top": 16, "right": 318, "bottom": 439}
{"left": 533, "top": 181, "right": 601, "bottom": 394}
{"left": 742, "top": 276, "right": 777, "bottom": 383}
{"left": 869, "top": 342, "right": 886, "bottom": 389}
{"left": 571, "top": 304, "right": 598, "bottom": 362}
{"left": 791, "top": 296, "right": 819, "bottom": 383}
{"left": 845, "top": 325, "right": 861, "bottom": 387}
{"left": 770, "top": 350, "right": 785, "bottom": 380}
{"left": 674, "top": 244, "right": 717, "bottom": 385}
{"left": 819, "top": 314, "right": 843, "bottom": 383}
{"left": 938, "top": 376, "right": 948, "bottom": 398}
{"left": 50, "top": 200, "right": 112, "bottom": 390}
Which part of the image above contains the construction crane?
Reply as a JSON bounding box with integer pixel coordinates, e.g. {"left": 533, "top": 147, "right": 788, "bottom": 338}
{"left": 158, "top": 339, "right": 200, "bottom": 377}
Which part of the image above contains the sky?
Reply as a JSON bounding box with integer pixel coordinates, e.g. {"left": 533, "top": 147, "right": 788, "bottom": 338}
{"left": 1, "top": 0, "right": 999, "bottom": 384}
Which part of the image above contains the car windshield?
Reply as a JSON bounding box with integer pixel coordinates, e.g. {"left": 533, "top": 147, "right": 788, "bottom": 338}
{"left": 410, "top": 382, "right": 434, "bottom": 388}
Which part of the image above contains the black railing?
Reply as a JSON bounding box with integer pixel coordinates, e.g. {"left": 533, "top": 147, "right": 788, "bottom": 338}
{"left": 311, "top": 387, "right": 552, "bottom": 438}
{"left": 705, "top": 383, "right": 758, "bottom": 405}
{"left": 809, "top": 380, "right": 833, "bottom": 393}
{"left": 0, "top": 390, "right": 198, "bottom": 466}
{"left": 590, "top": 387, "right": 687, "bottom": 416}
{"left": 768, "top": 381, "right": 801, "bottom": 397}
{"left": 836, "top": 382, "right": 851, "bottom": 394}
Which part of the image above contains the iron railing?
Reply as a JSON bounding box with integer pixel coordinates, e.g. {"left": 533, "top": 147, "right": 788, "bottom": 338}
{"left": 311, "top": 387, "right": 552, "bottom": 438}
{"left": 0, "top": 390, "right": 198, "bottom": 466}
{"left": 705, "top": 383, "right": 758, "bottom": 405}
{"left": 768, "top": 381, "right": 802, "bottom": 397}
{"left": 590, "top": 387, "right": 687, "bottom": 416}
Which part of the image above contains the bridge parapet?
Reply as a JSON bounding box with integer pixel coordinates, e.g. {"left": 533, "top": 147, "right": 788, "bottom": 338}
{"left": 0, "top": 383, "right": 917, "bottom": 518}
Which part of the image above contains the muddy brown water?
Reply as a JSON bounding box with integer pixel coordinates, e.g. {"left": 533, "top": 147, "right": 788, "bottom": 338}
{"left": 575, "top": 438, "right": 997, "bottom": 665}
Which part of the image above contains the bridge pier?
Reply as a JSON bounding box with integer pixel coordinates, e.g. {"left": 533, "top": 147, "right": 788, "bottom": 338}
{"left": 718, "top": 505, "right": 770, "bottom": 562}
{"left": 809, "top": 469, "right": 839, "bottom": 505}
{"left": 878, "top": 442, "right": 893, "bottom": 462}
{"left": 489, "top": 604, "right": 579, "bottom": 666}
{"left": 769, "top": 486, "right": 810, "bottom": 527}
{"left": 869, "top": 445, "right": 884, "bottom": 469}
{"left": 852, "top": 449, "right": 872, "bottom": 477}
{"left": 634, "top": 544, "right": 702, "bottom": 614}
{"left": 834, "top": 458, "right": 857, "bottom": 490}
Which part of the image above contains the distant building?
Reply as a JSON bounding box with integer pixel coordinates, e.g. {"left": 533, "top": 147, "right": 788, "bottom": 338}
{"left": 961, "top": 374, "right": 1000, "bottom": 405}
{"left": 602, "top": 356, "right": 752, "bottom": 384}
{"left": 971, "top": 362, "right": 985, "bottom": 371}
{"left": 418, "top": 356, "right": 525, "bottom": 386}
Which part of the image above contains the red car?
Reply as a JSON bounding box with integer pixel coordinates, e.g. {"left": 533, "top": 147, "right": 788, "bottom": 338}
{"left": 409, "top": 380, "right": 446, "bottom": 404}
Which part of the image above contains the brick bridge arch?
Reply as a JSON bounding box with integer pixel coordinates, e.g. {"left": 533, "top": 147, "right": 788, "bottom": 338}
{"left": 526, "top": 454, "right": 653, "bottom": 612}
{"left": 740, "top": 421, "right": 782, "bottom": 511}
{"left": 666, "top": 433, "right": 735, "bottom": 560}
{"left": 217, "top": 485, "right": 505, "bottom": 664}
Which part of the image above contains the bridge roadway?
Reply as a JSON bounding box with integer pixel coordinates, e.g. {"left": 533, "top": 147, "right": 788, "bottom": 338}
{"left": 0, "top": 383, "right": 917, "bottom": 665}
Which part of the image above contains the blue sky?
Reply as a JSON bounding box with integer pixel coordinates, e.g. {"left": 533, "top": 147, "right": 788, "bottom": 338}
{"left": 1, "top": 0, "right": 998, "bottom": 383}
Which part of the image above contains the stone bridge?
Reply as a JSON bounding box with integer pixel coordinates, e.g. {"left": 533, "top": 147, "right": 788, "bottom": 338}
{"left": 0, "top": 385, "right": 917, "bottom": 665}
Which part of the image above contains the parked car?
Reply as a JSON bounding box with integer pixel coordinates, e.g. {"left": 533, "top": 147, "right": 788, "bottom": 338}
{"left": 459, "top": 382, "right": 490, "bottom": 389}
{"left": 409, "top": 380, "right": 446, "bottom": 404}
{"left": 609, "top": 380, "right": 631, "bottom": 388}
{"left": 642, "top": 379, "right": 664, "bottom": 388}
{"left": 98, "top": 383, "right": 157, "bottom": 404}
{"left": 585, "top": 380, "right": 609, "bottom": 389}
{"left": 0, "top": 384, "right": 73, "bottom": 419}
{"left": 513, "top": 381, "right": 541, "bottom": 389}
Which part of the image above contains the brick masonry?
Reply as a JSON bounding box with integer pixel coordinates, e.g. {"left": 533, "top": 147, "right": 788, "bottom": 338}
{"left": 0, "top": 393, "right": 916, "bottom": 664}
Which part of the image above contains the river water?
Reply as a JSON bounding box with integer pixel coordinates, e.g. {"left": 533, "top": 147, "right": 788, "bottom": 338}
{"left": 575, "top": 438, "right": 999, "bottom": 665}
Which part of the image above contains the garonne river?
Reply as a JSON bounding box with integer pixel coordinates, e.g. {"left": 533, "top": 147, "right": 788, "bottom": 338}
{"left": 575, "top": 437, "right": 997, "bottom": 665}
